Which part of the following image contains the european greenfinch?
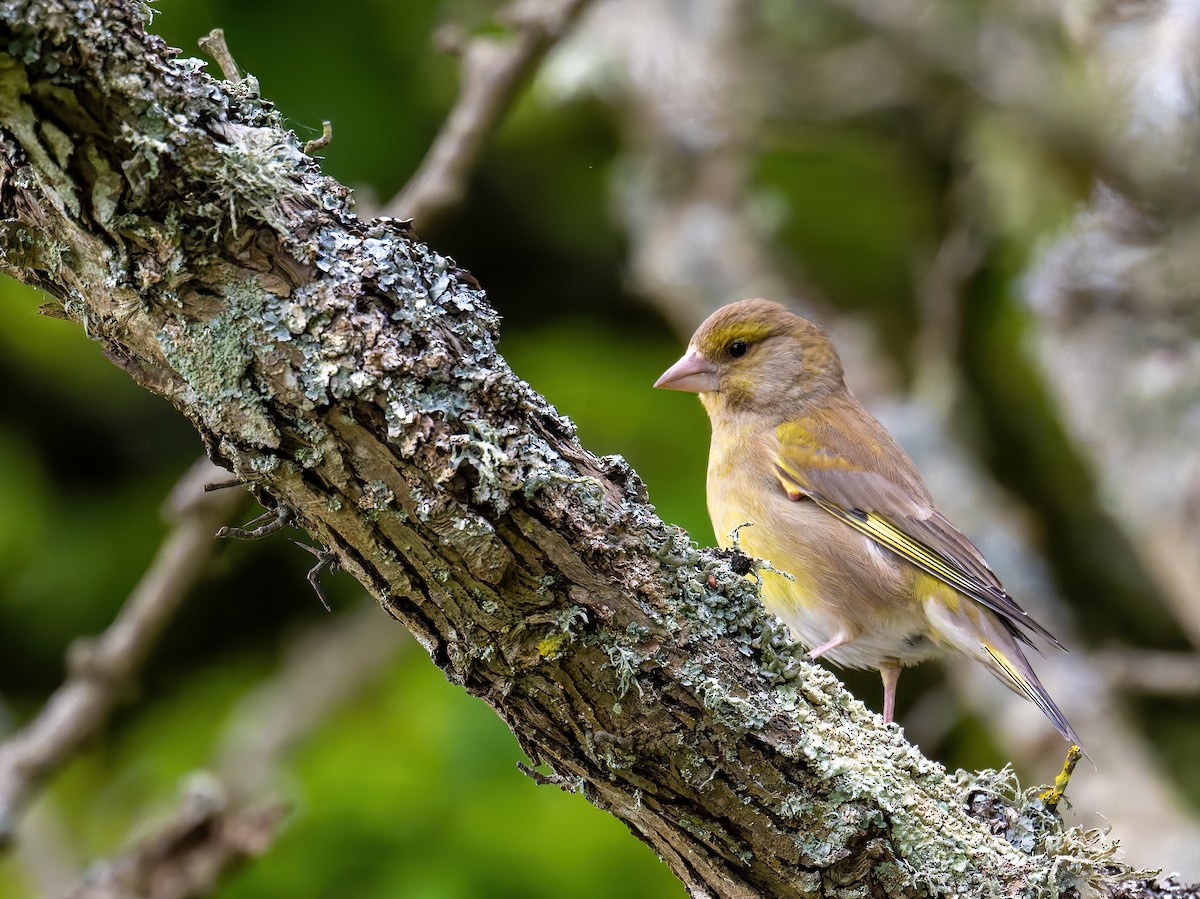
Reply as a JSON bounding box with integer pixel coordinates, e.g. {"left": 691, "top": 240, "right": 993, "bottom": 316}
{"left": 655, "top": 298, "right": 1081, "bottom": 748}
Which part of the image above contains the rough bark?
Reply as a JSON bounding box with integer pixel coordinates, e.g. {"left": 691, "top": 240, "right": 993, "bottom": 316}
{"left": 0, "top": 1, "right": 1183, "bottom": 896}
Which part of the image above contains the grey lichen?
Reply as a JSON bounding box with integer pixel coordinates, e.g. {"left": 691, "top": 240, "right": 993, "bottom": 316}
{"left": 621, "top": 529, "right": 1118, "bottom": 895}
{"left": 956, "top": 767, "right": 1132, "bottom": 894}
{"left": 603, "top": 641, "right": 644, "bottom": 698}
{"left": 360, "top": 480, "right": 395, "bottom": 511}
{"left": 211, "top": 122, "right": 312, "bottom": 236}
{"left": 157, "top": 279, "right": 280, "bottom": 448}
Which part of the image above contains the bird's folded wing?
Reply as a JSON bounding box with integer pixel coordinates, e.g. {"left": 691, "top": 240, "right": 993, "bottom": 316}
{"left": 773, "top": 419, "right": 1063, "bottom": 650}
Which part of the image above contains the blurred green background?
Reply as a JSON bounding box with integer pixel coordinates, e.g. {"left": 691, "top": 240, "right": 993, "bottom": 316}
{"left": 2, "top": 0, "right": 1198, "bottom": 895}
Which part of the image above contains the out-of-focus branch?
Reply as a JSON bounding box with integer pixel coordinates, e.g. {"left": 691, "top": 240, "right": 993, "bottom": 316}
{"left": 1096, "top": 649, "right": 1200, "bottom": 697}
{"left": 1019, "top": 5, "right": 1200, "bottom": 653}
{"left": 0, "top": 459, "right": 245, "bottom": 845}
{"left": 816, "top": 0, "right": 1200, "bottom": 213}
{"left": 215, "top": 602, "right": 408, "bottom": 800}
{"left": 384, "top": 0, "right": 594, "bottom": 229}
{"left": 60, "top": 777, "right": 284, "bottom": 899}
{"left": 51, "top": 608, "right": 405, "bottom": 899}
{"left": 541, "top": 0, "right": 801, "bottom": 338}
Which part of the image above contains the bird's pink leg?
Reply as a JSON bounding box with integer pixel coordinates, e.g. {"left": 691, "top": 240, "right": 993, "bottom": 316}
{"left": 880, "top": 665, "right": 901, "bottom": 724}
{"left": 807, "top": 634, "right": 850, "bottom": 660}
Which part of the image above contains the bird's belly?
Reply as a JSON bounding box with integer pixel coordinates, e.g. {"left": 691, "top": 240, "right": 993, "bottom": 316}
{"left": 761, "top": 567, "right": 939, "bottom": 670}
{"left": 710, "top": 478, "right": 940, "bottom": 670}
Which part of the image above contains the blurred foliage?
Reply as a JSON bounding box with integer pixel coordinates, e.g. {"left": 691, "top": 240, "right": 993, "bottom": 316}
{"left": 1, "top": 0, "right": 1198, "bottom": 896}
{"left": 758, "top": 128, "right": 937, "bottom": 351}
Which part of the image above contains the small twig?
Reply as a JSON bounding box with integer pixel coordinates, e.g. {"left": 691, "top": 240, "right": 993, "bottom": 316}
{"left": 302, "top": 121, "right": 333, "bottom": 156}
{"left": 60, "top": 775, "right": 285, "bottom": 899}
{"left": 1040, "top": 745, "right": 1083, "bottom": 813}
{"left": 216, "top": 506, "right": 292, "bottom": 540}
{"left": 0, "top": 459, "right": 244, "bottom": 847}
{"left": 383, "top": 0, "right": 595, "bottom": 228}
{"left": 197, "top": 28, "right": 242, "bottom": 82}
{"left": 516, "top": 760, "right": 580, "bottom": 791}
{"left": 203, "top": 477, "right": 243, "bottom": 493}
{"left": 291, "top": 541, "right": 340, "bottom": 611}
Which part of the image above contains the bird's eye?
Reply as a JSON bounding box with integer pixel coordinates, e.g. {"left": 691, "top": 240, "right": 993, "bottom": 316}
{"left": 728, "top": 340, "right": 748, "bottom": 359}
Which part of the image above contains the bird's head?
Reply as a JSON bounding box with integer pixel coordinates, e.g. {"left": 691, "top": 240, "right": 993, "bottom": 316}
{"left": 654, "top": 299, "right": 844, "bottom": 417}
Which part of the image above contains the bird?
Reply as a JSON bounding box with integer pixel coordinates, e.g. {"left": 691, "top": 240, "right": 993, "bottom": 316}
{"left": 654, "top": 298, "right": 1082, "bottom": 748}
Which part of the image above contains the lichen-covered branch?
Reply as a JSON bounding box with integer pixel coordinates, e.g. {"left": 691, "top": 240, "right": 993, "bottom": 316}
{"left": 0, "top": 2, "right": 1184, "bottom": 896}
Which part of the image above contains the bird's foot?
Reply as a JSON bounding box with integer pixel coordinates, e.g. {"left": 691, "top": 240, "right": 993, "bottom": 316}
{"left": 807, "top": 635, "right": 850, "bottom": 660}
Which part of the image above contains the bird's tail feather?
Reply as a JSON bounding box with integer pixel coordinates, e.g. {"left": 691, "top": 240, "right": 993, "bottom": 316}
{"left": 924, "top": 595, "right": 1085, "bottom": 753}
{"left": 980, "top": 640, "right": 1086, "bottom": 754}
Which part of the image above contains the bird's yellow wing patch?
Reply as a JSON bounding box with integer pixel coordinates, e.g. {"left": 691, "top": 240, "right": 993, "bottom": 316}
{"left": 773, "top": 420, "right": 856, "bottom": 473}
{"left": 774, "top": 458, "right": 1063, "bottom": 649}
{"left": 815, "top": 502, "right": 985, "bottom": 604}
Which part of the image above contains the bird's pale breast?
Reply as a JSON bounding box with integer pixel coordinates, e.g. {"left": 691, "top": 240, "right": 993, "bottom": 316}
{"left": 706, "top": 421, "right": 941, "bottom": 670}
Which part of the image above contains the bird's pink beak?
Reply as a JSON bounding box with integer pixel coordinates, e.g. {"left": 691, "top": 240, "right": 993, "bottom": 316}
{"left": 654, "top": 349, "right": 719, "bottom": 393}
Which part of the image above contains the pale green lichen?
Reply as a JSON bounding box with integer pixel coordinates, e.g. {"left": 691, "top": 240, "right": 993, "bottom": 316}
{"left": 603, "top": 642, "right": 644, "bottom": 699}
{"left": 556, "top": 605, "right": 589, "bottom": 638}
{"left": 677, "top": 754, "right": 717, "bottom": 789}
{"left": 953, "top": 767, "right": 1133, "bottom": 894}
{"left": 257, "top": 221, "right": 580, "bottom": 515}
{"left": 247, "top": 454, "right": 282, "bottom": 475}
{"left": 537, "top": 607, "right": 589, "bottom": 661}
{"left": 212, "top": 123, "right": 311, "bottom": 236}
{"left": 360, "top": 480, "right": 395, "bottom": 511}
{"left": 616, "top": 516, "right": 1123, "bottom": 897}
{"left": 156, "top": 279, "right": 280, "bottom": 448}
{"left": 779, "top": 793, "right": 813, "bottom": 819}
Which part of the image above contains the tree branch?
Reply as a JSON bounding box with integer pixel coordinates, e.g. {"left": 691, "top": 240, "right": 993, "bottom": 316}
{"left": 383, "top": 0, "right": 594, "bottom": 228}
{"left": 53, "top": 609, "right": 403, "bottom": 899}
{"left": 61, "top": 777, "right": 285, "bottom": 899}
{"left": 0, "top": 459, "right": 245, "bottom": 844}
{"left": 0, "top": 2, "right": 1185, "bottom": 895}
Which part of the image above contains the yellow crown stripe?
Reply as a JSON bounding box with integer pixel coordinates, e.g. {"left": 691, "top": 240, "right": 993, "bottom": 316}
{"left": 777, "top": 468, "right": 1046, "bottom": 640}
